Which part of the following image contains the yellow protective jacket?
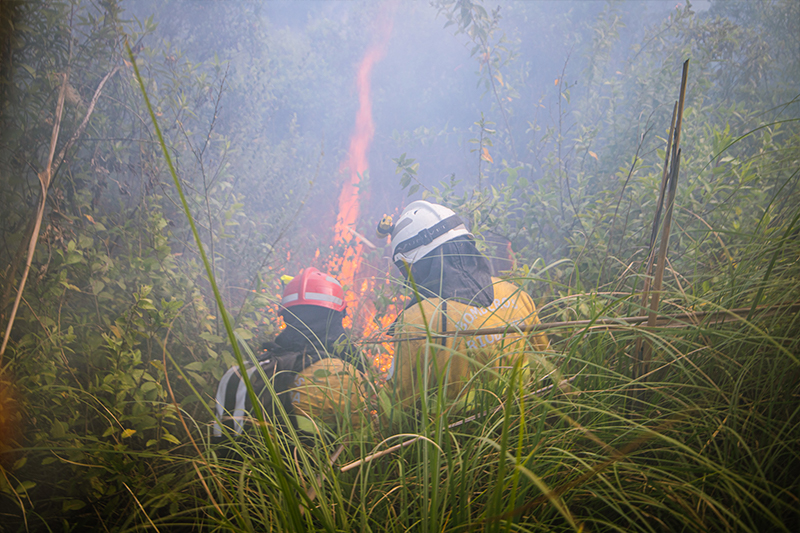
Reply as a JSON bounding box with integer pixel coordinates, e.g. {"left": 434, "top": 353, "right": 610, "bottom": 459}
{"left": 290, "top": 358, "right": 370, "bottom": 434}
{"left": 387, "top": 278, "right": 550, "bottom": 408}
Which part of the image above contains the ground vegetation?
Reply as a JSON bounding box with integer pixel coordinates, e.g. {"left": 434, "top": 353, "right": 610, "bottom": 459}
{"left": 0, "top": 0, "right": 798, "bottom": 531}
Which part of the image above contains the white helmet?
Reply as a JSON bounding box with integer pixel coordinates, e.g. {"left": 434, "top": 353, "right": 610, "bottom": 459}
{"left": 390, "top": 201, "right": 470, "bottom": 264}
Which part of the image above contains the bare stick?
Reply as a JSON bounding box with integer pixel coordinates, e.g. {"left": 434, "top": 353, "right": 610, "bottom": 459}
{"left": 360, "top": 303, "right": 800, "bottom": 344}
{"left": 671, "top": 60, "right": 690, "bottom": 164}
{"left": 641, "top": 149, "right": 681, "bottom": 377}
{"left": 647, "top": 101, "right": 678, "bottom": 256}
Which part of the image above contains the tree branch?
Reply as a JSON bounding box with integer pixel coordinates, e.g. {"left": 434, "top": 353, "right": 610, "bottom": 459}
{"left": 1, "top": 62, "right": 120, "bottom": 360}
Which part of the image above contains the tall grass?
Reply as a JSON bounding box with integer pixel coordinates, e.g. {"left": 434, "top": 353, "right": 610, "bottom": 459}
{"left": 105, "top": 248, "right": 799, "bottom": 532}
{"left": 6, "top": 212, "right": 798, "bottom": 531}
{"left": 105, "top": 51, "right": 800, "bottom": 530}
{"left": 4, "top": 40, "right": 797, "bottom": 533}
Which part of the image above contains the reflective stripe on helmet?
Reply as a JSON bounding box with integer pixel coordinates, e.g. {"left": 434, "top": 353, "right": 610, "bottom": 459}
{"left": 282, "top": 293, "right": 299, "bottom": 305}
{"left": 304, "top": 291, "right": 344, "bottom": 307}
{"left": 393, "top": 214, "right": 465, "bottom": 258}
{"left": 390, "top": 201, "right": 472, "bottom": 265}
{"left": 282, "top": 291, "right": 342, "bottom": 307}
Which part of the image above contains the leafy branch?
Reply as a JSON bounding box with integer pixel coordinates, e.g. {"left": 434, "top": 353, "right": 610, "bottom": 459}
{"left": 1, "top": 40, "right": 121, "bottom": 360}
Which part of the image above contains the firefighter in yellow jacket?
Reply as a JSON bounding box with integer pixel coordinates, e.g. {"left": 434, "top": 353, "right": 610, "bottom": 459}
{"left": 377, "top": 201, "right": 551, "bottom": 410}
{"left": 214, "top": 268, "right": 369, "bottom": 444}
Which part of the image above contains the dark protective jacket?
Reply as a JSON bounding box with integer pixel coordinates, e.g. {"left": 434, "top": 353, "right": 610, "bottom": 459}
{"left": 213, "top": 306, "right": 367, "bottom": 439}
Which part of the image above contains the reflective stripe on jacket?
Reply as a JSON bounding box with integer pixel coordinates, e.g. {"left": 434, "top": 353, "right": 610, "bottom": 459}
{"left": 214, "top": 354, "right": 368, "bottom": 437}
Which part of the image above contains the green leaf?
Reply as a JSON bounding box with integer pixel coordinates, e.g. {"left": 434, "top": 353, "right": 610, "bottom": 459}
{"left": 234, "top": 328, "right": 253, "bottom": 340}
{"left": 60, "top": 280, "right": 81, "bottom": 291}
{"left": 14, "top": 480, "right": 36, "bottom": 493}
{"left": 188, "top": 371, "right": 206, "bottom": 386}
{"left": 121, "top": 428, "right": 136, "bottom": 438}
{"left": 51, "top": 420, "right": 67, "bottom": 439}
{"left": 65, "top": 252, "right": 83, "bottom": 265}
{"left": 200, "top": 332, "right": 224, "bottom": 344}
{"left": 162, "top": 432, "right": 180, "bottom": 445}
{"left": 138, "top": 298, "right": 156, "bottom": 310}
{"left": 19, "top": 63, "right": 36, "bottom": 77}
{"left": 62, "top": 500, "right": 86, "bottom": 512}
{"left": 313, "top": 369, "right": 332, "bottom": 379}
{"left": 91, "top": 279, "right": 105, "bottom": 295}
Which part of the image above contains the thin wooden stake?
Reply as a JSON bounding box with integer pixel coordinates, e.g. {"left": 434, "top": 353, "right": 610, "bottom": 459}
{"left": 641, "top": 149, "right": 681, "bottom": 377}
{"left": 635, "top": 59, "right": 689, "bottom": 379}
{"left": 647, "top": 101, "right": 678, "bottom": 256}
{"left": 634, "top": 101, "right": 677, "bottom": 375}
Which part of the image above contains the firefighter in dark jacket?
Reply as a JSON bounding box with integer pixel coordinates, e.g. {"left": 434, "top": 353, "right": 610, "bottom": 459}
{"left": 213, "top": 267, "right": 369, "bottom": 441}
{"left": 377, "top": 201, "right": 551, "bottom": 410}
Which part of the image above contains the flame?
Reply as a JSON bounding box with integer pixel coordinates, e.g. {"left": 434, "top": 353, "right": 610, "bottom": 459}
{"left": 329, "top": 3, "right": 398, "bottom": 376}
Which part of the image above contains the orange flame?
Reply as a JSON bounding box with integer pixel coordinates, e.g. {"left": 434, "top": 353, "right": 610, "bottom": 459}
{"left": 329, "top": 4, "right": 398, "bottom": 375}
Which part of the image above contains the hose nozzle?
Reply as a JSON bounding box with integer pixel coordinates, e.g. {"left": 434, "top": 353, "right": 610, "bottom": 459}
{"left": 376, "top": 215, "right": 394, "bottom": 238}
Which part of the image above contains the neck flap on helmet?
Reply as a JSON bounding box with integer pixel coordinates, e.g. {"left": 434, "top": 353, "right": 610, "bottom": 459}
{"left": 399, "top": 235, "right": 494, "bottom": 308}
{"left": 274, "top": 305, "right": 363, "bottom": 371}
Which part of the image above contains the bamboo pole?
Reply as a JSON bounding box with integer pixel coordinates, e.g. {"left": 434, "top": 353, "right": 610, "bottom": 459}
{"left": 634, "top": 101, "right": 677, "bottom": 370}
{"left": 633, "top": 59, "right": 689, "bottom": 379}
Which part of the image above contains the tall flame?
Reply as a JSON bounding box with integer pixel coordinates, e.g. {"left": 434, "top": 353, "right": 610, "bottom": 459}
{"left": 330, "top": 4, "right": 398, "bottom": 374}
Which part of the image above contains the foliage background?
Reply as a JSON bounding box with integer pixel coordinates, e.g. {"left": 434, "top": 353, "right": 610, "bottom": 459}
{"left": 0, "top": 0, "right": 798, "bottom": 530}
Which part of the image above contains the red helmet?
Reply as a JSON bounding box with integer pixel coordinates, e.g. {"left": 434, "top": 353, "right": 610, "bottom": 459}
{"left": 281, "top": 267, "right": 345, "bottom": 312}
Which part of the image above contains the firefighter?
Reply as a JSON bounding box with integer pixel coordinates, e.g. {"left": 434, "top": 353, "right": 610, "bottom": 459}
{"left": 377, "top": 201, "right": 551, "bottom": 410}
{"left": 213, "top": 267, "right": 369, "bottom": 445}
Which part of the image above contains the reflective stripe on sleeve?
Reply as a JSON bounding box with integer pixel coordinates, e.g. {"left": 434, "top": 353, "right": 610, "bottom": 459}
{"left": 213, "top": 365, "right": 243, "bottom": 437}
